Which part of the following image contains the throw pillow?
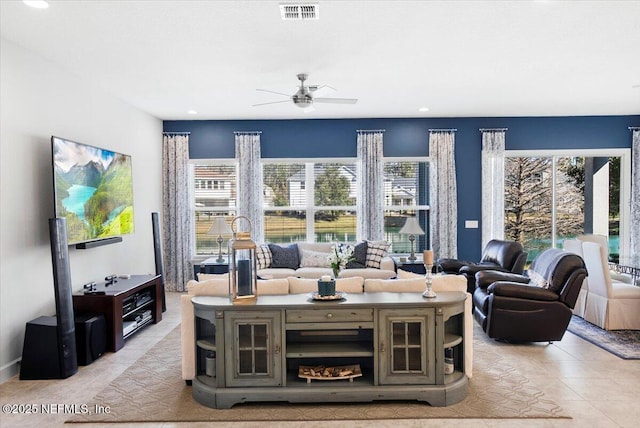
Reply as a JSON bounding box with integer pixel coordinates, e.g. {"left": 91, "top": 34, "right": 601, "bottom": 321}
{"left": 345, "top": 241, "right": 368, "bottom": 269}
{"left": 365, "top": 240, "right": 390, "bottom": 269}
{"left": 299, "top": 249, "right": 331, "bottom": 267}
{"left": 256, "top": 244, "right": 272, "bottom": 270}
{"left": 268, "top": 243, "right": 300, "bottom": 269}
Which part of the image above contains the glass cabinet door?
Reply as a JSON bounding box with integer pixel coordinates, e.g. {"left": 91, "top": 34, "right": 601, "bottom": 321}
{"left": 378, "top": 308, "right": 435, "bottom": 385}
{"left": 224, "top": 310, "right": 282, "bottom": 387}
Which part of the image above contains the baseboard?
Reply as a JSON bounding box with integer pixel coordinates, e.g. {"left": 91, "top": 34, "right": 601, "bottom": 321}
{"left": 0, "top": 358, "right": 20, "bottom": 384}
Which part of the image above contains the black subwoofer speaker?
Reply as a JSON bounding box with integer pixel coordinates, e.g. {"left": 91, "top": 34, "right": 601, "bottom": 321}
{"left": 74, "top": 313, "right": 106, "bottom": 365}
{"left": 20, "top": 316, "right": 77, "bottom": 379}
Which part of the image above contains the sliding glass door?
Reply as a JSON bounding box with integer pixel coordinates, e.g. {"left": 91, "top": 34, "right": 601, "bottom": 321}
{"left": 504, "top": 150, "right": 630, "bottom": 263}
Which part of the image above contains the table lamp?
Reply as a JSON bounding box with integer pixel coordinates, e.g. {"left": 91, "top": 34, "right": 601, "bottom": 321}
{"left": 207, "top": 216, "right": 232, "bottom": 263}
{"left": 399, "top": 217, "right": 425, "bottom": 261}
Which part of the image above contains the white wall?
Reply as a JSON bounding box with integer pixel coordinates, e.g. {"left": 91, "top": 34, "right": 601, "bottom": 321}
{"left": 0, "top": 39, "right": 163, "bottom": 382}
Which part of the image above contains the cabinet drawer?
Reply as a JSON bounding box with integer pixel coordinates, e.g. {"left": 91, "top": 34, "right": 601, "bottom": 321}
{"left": 286, "top": 308, "right": 373, "bottom": 323}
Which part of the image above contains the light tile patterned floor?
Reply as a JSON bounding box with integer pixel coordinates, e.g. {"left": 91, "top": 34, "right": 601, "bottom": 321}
{"left": 1, "top": 292, "right": 639, "bottom": 428}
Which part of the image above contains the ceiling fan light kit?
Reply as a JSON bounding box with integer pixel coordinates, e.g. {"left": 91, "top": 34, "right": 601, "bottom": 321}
{"left": 254, "top": 73, "right": 358, "bottom": 109}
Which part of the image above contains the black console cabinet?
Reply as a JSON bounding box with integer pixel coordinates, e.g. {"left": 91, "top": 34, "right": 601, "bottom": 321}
{"left": 72, "top": 274, "right": 162, "bottom": 352}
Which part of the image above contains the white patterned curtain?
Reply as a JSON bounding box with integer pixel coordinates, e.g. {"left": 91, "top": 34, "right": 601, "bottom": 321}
{"left": 162, "top": 133, "right": 192, "bottom": 291}
{"left": 356, "top": 130, "right": 385, "bottom": 241}
{"left": 429, "top": 130, "right": 458, "bottom": 259}
{"left": 630, "top": 128, "right": 640, "bottom": 265}
{"left": 235, "top": 132, "right": 264, "bottom": 243}
{"left": 481, "top": 129, "right": 506, "bottom": 248}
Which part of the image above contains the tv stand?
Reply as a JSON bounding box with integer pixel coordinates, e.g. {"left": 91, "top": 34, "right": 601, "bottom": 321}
{"left": 73, "top": 274, "right": 162, "bottom": 352}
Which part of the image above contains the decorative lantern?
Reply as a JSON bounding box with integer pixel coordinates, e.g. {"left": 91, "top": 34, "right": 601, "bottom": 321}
{"left": 228, "top": 216, "right": 258, "bottom": 304}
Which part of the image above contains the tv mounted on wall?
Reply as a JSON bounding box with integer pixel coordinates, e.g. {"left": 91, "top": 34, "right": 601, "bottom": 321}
{"left": 52, "top": 136, "right": 135, "bottom": 247}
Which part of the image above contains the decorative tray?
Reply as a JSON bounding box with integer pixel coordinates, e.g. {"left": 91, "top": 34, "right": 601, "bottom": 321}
{"left": 307, "top": 291, "right": 347, "bottom": 301}
{"left": 298, "top": 364, "right": 362, "bottom": 383}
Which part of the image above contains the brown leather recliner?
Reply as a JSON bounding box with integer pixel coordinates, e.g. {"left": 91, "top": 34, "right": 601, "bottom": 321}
{"left": 473, "top": 248, "right": 587, "bottom": 342}
{"left": 438, "top": 239, "right": 528, "bottom": 293}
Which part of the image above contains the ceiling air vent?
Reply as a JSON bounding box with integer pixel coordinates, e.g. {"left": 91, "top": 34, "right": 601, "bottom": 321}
{"left": 279, "top": 3, "right": 319, "bottom": 20}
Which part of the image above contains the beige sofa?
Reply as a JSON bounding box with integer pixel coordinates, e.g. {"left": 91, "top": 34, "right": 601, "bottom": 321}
{"left": 257, "top": 242, "right": 397, "bottom": 280}
{"left": 181, "top": 271, "right": 472, "bottom": 383}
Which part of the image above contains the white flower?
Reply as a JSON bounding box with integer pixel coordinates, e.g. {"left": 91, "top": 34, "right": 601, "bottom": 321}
{"left": 327, "top": 243, "right": 355, "bottom": 272}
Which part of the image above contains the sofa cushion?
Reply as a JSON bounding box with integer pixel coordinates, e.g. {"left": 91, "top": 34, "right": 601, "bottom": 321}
{"left": 299, "top": 249, "right": 330, "bottom": 267}
{"left": 256, "top": 244, "right": 272, "bottom": 269}
{"left": 294, "top": 267, "right": 333, "bottom": 279}
{"left": 365, "top": 241, "right": 390, "bottom": 269}
{"left": 257, "top": 268, "right": 296, "bottom": 279}
{"left": 340, "top": 268, "right": 396, "bottom": 280}
{"left": 257, "top": 278, "right": 289, "bottom": 295}
{"left": 268, "top": 243, "right": 300, "bottom": 269}
{"left": 186, "top": 278, "right": 228, "bottom": 296}
{"left": 196, "top": 273, "right": 229, "bottom": 282}
{"left": 364, "top": 278, "right": 426, "bottom": 293}
{"left": 397, "top": 269, "right": 422, "bottom": 279}
{"left": 288, "top": 276, "right": 365, "bottom": 294}
{"left": 346, "top": 241, "right": 368, "bottom": 269}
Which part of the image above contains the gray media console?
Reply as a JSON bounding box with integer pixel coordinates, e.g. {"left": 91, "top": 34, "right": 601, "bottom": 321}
{"left": 191, "top": 292, "right": 468, "bottom": 409}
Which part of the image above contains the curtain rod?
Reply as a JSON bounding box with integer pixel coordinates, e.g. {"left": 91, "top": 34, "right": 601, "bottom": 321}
{"left": 479, "top": 128, "right": 508, "bottom": 132}
{"left": 629, "top": 127, "right": 640, "bottom": 131}
{"left": 356, "top": 129, "right": 385, "bottom": 132}
{"left": 162, "top": 131, "right": 191, "bottom": 134}
{"left": 234, "top": 131, "right": 262, "bottom": 135}
{"left": 428, "top": 128, "right": 457, "bottom": 132}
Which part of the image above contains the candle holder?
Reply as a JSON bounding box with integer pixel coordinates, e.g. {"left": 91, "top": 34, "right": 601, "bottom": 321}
{"left": 423, "top": 263, "right": 437, "bottom": 298}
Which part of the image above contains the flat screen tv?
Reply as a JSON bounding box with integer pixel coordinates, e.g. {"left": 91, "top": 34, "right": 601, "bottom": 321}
{"left": 52, "top": 136, "right": 135, "bottom": 246}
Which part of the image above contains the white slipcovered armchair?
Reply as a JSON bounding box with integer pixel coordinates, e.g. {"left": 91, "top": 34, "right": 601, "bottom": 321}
{"left": 581, "top": 241, "right": 640, "bottom": 330}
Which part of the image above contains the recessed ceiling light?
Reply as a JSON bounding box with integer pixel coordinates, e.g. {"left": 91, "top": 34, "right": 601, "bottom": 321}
{"left": 23, "top": 1, "right": 49, "bottom": 9}
{"left": 418, "top": 107, "right": 430, "bottom": 112}
{"left": 187, "top": 110, "right": 198, "bottom": 115}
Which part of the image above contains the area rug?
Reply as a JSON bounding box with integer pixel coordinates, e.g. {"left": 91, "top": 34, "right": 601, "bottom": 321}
{"left": 67, "top": 325, "right": 568, "bottom": 423}
{"left": 567, "top": 315, "right": 640, "bottom": 359}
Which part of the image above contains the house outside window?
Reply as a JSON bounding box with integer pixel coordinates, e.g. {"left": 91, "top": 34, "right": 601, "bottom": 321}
{"left": 383, "top": 159, "right": 430, "bottom": 254}
{"left": 262, "top": 160, "right": 357, "bottom": 243}
{"left": 191, "top": 161, "right": 237, "bottom": 255}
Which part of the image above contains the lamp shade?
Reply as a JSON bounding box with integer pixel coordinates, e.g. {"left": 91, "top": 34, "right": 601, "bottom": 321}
{"left": 207, "top": 216, "right": 232, "bottom": 236}
{"left": 399, "top": 217, "right": 425, "bottom": 235}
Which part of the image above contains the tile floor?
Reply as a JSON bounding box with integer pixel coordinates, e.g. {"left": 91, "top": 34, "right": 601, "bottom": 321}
{"left": 1, "top": 291, "right": 639, "bottom": 428}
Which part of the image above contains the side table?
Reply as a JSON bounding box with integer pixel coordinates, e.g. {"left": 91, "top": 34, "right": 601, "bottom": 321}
{"left": 194, "top": 257, "right": 229, "bottom": 279}
{"left": 394, "top": 258, "right": 427, "bottom": 275}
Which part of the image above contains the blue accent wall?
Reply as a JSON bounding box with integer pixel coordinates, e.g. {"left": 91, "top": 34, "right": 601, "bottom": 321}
{"left": 164, "top": 115, "right": 639, "bottom": 261}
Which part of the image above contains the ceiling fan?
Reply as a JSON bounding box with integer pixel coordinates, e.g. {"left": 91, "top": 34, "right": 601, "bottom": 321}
{"left": 253, "top": 73, "right": 358, "bottom": 109}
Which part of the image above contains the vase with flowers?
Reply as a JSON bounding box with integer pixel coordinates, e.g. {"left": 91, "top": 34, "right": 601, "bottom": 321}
{"left": 327, "top": 243, "right": 354, "bottom": 279}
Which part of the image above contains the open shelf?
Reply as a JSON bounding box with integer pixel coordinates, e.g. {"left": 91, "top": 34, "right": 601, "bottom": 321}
{"left": 286, "top": 342, "right": 373, "bottom": 358}
{"left": 443, "top": 333, "right": 462, "bottom": 349}
{"left": 196, "top": 337, "right": 216, "bottom": 352}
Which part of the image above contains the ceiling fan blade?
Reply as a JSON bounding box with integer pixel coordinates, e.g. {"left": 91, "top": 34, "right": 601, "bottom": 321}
{"left": 311, "top": 84, "right": 337, "bottom": 97}
{"left": 256, "top": 89, "right": 292, "bottom": 97}
{"left": 313, "top": 97, "right": 358, "bottom": 104}
{"left": 252, "top": 100, "right": 292, "bottom": 107}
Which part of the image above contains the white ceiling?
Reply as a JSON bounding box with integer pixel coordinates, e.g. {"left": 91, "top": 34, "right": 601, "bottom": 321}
{"left": 2, "top": 0, "right": 639, "bottom": 121}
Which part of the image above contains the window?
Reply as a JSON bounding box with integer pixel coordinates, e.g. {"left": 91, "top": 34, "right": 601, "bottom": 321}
{"left": 504, "top": 150, "right": 631, "bottom": 262}
{"left": 262, "top": 160, "right": 357, "bottom": 243}
{"left": 192, "top": 161, "right": 237, "bottom": 255}
{"left": 383, "top": 159, "right": 430, "bottom": 254}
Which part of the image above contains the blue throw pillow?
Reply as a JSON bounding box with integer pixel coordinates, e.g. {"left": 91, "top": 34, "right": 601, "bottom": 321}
{"left": 268, "top": 244, "right": 300, "bottom": 269}
{"left": 346, "top": 241, "right": 368, "bottom": 269}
